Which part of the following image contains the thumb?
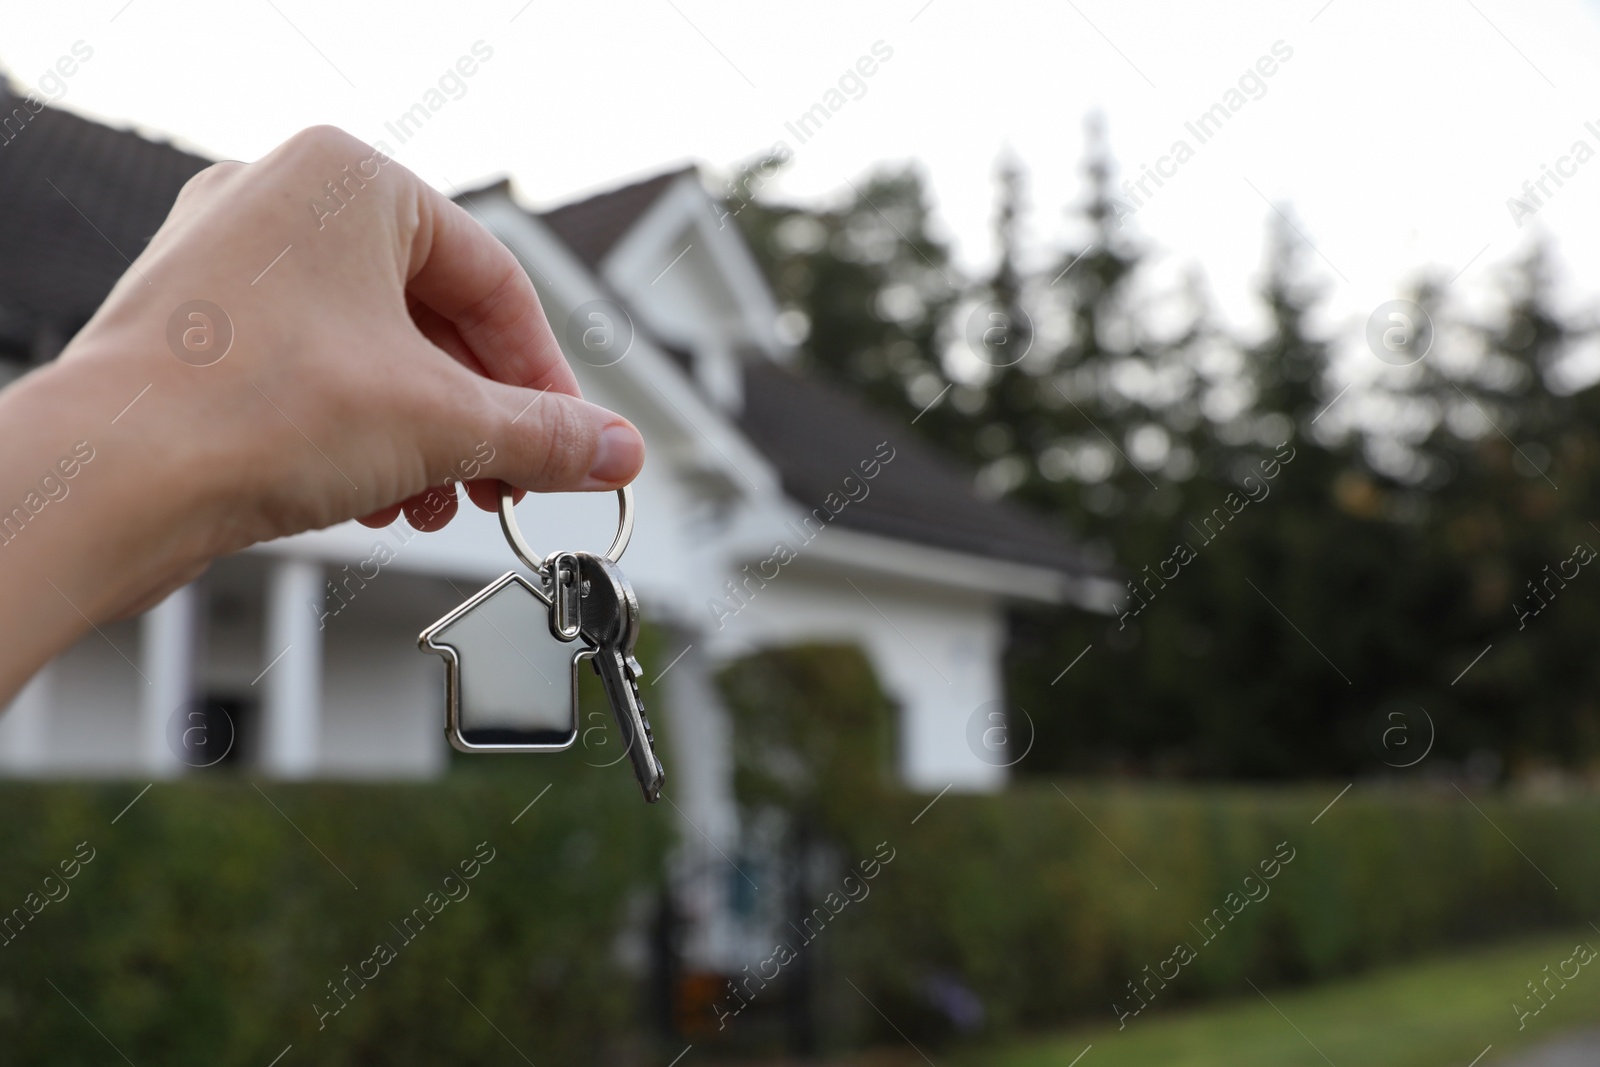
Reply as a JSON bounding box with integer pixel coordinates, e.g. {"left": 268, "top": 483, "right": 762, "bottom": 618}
{"left": 480, "top": 381, "right": 645, "bottom": 494}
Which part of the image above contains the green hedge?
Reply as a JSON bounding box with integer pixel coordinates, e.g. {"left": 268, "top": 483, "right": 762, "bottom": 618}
{"left": 0, "top": 760, "right": 669, "bottom": 1064}
{"left": 10, "top": 639, "right": 1596, "bottom": 1061}
{"left": 824, "top": 785, "right": 1600, "bottom": 1039}
{"left": 719, "top": 644, "right": 1600, "bottom": 1049}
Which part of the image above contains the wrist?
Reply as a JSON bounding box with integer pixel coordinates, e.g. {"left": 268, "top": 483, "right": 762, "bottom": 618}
{"left": 1, "top": 347, "right": 222, "bottom": 605}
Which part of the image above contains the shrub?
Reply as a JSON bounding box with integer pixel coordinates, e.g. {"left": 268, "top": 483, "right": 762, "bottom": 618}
{"left": 0, "top": 759, "right": 669, "bottom": 1065}
{"left": 718, "top": 644, "right": 1600, "bottom": 1049}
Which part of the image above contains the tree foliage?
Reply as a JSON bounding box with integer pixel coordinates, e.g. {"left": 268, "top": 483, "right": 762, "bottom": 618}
{"left": 737, "top": 124, "right": 1600, "bottom": 780}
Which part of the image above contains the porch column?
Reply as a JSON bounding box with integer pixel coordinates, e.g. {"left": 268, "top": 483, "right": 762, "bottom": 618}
{"left": 659, "top": 633, "right": 742, "bottom": 970}
{"left": 261, "top": 557, "right": 324, "bottom": 778}
{"left": 0, "top": 664, "right": 53, "bottom": 774}
{"left": 140, "top": 583, "right": 198, "bottom": 777}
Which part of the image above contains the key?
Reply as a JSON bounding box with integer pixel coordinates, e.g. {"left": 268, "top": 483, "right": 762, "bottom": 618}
{"left": 573, "top": 551, "right": 665, "bottom": 803}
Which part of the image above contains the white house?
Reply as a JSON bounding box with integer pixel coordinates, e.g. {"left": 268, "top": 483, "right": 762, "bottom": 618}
{"left": 0, "top": 89, "right": 1115, "bottom": 968}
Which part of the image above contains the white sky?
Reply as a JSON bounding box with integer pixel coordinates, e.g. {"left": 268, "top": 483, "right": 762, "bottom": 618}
{"left": 7, "top": 0, "right": 1600, "bottom": 398}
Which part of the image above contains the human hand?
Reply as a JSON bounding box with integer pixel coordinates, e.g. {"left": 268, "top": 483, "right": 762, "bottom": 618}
{"left": 0, "top": 126, "right": 644, "bottom": 700}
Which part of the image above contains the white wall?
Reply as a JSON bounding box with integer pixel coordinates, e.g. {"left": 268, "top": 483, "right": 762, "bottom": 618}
{"left": 0, "top": 559, "right": 453, "bottom": 780}
{"left": 319, "top": 625, "right": 446, "bottom": 779}
{"left": 0, "top": 664, "right": 51, "bottom": 773}
{"left": 314, "top": 569, "right": 463, "bottom": 779}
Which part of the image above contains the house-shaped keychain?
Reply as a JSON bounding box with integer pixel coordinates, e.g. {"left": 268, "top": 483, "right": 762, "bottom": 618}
{"left": 418, "top": 572, "right": 586, "bottom": 752}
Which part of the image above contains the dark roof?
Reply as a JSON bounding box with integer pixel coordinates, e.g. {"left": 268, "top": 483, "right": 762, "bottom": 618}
{"left": 0, "top": 84, "right": 211, "bottom": 351}
{"left": 740, "top": 360, "right": 1095, "bottom": 576}
{"left": 538, "top": 166, "right": 692, "bottom": 268}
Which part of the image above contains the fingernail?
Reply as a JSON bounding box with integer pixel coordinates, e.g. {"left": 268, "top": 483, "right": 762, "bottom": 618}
{"left": 588, "top": 424, "right": 644, "bottom": 485}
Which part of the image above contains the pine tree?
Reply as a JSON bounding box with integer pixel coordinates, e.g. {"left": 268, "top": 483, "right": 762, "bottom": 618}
{"left": 734, "top": 134, "right": 1600, "bottom": 780}
{"left": 735, "top": 166, "right": 958, "bottom": 420}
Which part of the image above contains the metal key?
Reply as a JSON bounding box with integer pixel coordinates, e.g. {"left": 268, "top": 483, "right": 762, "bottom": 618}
{"left": 573, "top": 551, "right": 664, "bottom": 803}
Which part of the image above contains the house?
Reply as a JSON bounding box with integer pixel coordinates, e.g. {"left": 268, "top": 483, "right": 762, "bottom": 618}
{"left": 0, "top": 84, "right": 1115, "bottom": 968}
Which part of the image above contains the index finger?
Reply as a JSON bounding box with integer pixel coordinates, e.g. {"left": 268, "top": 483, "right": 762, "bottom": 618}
{"left": 402, "top": 178, "right": 580, "bottom": 397}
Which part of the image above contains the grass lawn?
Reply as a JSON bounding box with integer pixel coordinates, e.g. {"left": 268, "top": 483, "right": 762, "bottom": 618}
{"left": 924, "top": 932, "right": 1600, "bottom": 1067}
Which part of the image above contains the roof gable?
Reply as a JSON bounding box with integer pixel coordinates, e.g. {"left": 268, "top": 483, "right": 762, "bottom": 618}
{"left": 539, "top": 167, "right": 693, "bottom": 269}
{"left": 542, "top": 167, "right": 785, "bottom": 363}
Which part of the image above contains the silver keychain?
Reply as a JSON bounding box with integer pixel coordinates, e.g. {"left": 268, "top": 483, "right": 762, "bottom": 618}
{"left": 418, "top": 483, "right": 665, "bottom": 802}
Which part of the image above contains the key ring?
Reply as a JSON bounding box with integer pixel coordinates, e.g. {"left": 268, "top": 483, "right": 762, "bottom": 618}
{"left": 497, "top": 481, "right": 634, "bottom": 575}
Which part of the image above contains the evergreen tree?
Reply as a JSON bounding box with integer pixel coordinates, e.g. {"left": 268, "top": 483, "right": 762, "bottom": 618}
{"left": 736, "top": 167, "right": 958, "bottom": 420}
{"left": 735, "top": 132, "right": 1600, "bottom": 781}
